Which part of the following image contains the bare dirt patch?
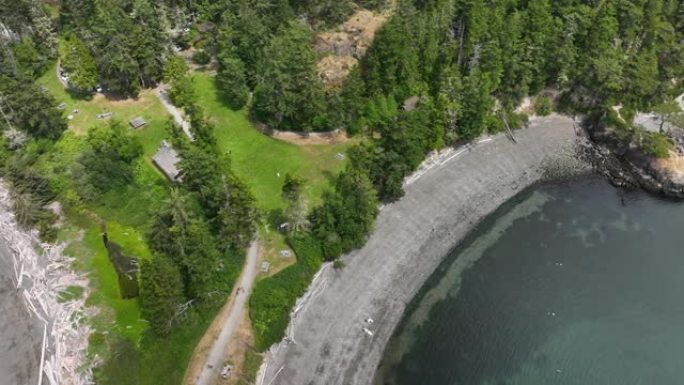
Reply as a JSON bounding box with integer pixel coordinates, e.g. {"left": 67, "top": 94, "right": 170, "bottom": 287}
{"left": 256, "top": 123, "right": 353, "bottom": 146}
{"left": 655, "top": 155, "right": 684, "bottom": 185}
{"left": 314, "top": 6, "right": 394, "bottom": 87}
{"left": 269, "top": 129, "right": 351, "bottom": 146}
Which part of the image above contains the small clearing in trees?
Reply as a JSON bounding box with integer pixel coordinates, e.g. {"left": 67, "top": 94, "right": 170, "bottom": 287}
{"left": 314, "top": 6, "right": 395, "bottom": 88}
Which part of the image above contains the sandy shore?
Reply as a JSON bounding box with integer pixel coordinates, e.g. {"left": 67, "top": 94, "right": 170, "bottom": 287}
{"left": 259, "top": 115, "right": 585, "bottom": 385}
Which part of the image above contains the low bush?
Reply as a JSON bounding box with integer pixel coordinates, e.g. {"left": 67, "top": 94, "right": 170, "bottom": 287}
{"left": 249, "top": 234, "right": 323, "bottom": 350}
{"left": 534, "top": 96, "right": 553, "bottom": 116}
{"left": 640, "top": 131, "right": 673, "bottom": 159}
{"left": 507, "top": 111, "right": 529, "bottom": 129}
{"left": 191, "top": 50, "right": 211, "bottom": 65}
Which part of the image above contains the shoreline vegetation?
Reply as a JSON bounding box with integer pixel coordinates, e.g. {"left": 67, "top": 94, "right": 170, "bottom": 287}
{"left": 259, "top": 115, "right": 589, "bottom": 385}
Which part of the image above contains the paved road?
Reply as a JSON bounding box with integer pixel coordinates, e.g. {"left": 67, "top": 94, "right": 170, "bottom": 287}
{"left": 260, "top": 115, "right": 583, "bottom": 385}
{"left": 191, "top": 240, "right": 259, "bottom": 385}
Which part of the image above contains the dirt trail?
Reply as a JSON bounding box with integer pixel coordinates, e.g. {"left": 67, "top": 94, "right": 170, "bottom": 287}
{"left": 184, "top": 240, "right": 259, "bottom": 385}
{"left": 254, "top": 123, "right": 352, "bottom": 146}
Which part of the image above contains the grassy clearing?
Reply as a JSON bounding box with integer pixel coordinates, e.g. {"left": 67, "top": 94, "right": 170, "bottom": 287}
{"left": 258, "top": 227, "right": 295, "bottom": 277}
{"left": 31, "top": 64, "right": 347, "bottom": 384}
{"left": 93, "top": 305, "right": 223, "bottom": 385}
{"left": 194, "top": 71, "right": 351, "bottom": 286}
{"left": 193, "top": 73, "right": 349, "bottom": 212}
{"left": 37, "top": 63, "right": 169, "bottom": 137}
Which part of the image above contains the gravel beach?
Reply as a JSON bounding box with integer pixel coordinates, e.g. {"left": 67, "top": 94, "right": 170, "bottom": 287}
{"left": 0, "top": 183, "right": 92, "bottom": 385}
{"left": 259, "top": 115, "right": 584, "bottom": 385}
{"left": 0, "top": 241, "right": 41, "bottom": 385}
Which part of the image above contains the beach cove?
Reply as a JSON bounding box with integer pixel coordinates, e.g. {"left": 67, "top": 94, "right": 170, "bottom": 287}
{"left": 259, "top": 115, "right": 587, "bottom": 385}
{"left": 377, "top": 176, "right": 684, "bottom": 385}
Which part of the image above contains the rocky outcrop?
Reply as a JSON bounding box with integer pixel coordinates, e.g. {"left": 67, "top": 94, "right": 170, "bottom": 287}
{"left": 582, "top": 124, "right": 684, "bottom": 199}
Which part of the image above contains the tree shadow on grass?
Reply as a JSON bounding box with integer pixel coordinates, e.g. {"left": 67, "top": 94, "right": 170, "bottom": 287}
{"left": 65, "top": 87, "right": 94, "bottom": 102}
{"left": 322, "top": 170, "right": 338, "bottom": 184}
{"left": 266, "top": 208, "right": 285, "bottom": 229}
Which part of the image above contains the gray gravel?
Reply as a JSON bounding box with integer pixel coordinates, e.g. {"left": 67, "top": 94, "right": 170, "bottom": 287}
{"left": 260, "top": 115, "right": 583, "bottom": 385}
{"left": 0, "top": 241, "right": 41, "bottom": 385}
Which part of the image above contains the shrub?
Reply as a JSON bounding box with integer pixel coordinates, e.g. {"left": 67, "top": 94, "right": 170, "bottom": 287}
{"left": 191, "top": 50, "right": 211, "bottom": 65}
{"left": 606, "top": 109, "right": 629, "bottom": 130}
{"left": 507, "top": 111, "right": 529, "bottom": 129}
{"left": 640, "top": 131, "right": 673, "bottom": 159}
{"left": 215, "top": 55, "right": 249, "bottom": 110}
{"left": 485, "top": 114, "right": 503, "bottom": 133}
{"left": 249, "top": 235, "right": 322, "bottom": 350}
{"left": 534, "top": 96, "right": 553, "bottom": 116}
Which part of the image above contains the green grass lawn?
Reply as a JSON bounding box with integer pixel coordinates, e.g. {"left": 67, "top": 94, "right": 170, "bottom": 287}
{"left": 31, "top": 66, "right": 351, "bottom": 385}
{"left": 38, "top": 64, "right": 169, "bottom": 137}
{"left": 193, "top": 73, "right": 350, "bottom": 212}
{"left": 193, "top": 72, "right": 351, "bottom": 281}
{"left": 35, "top": 64, "right": 174, "bottom": 347}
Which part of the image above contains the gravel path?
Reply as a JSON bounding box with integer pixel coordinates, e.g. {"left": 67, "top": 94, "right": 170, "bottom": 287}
{"left": 156, "top": 86, "right": 195, "bottom": 141}
{"left": 259, "top": 115, "right": 582, "bottom": 385}
{"left": 188, "top": 240, "right": 259, "bottom": 385}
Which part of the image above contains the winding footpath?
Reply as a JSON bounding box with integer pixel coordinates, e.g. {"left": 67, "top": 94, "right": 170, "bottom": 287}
{"left": 259, "top": 115, "right": 584, "bottom": 385}
{"left": 185, "top": 240, "right": 259, "bottom": 385}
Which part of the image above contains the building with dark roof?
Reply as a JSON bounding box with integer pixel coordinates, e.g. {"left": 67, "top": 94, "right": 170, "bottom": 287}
{"left": 152, "top": 140, "right": 182, "bottom": 182}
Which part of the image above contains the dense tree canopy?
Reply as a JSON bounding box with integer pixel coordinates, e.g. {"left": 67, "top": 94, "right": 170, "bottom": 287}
{"left": 311, "top": 168, "right": 378, "bottom": 259}
{"left": 61, "top": 32, "right": 98, "bottom": 91}
{"left": 0, "top": 76, "right": 67, "bottom": 140}
{"left": 74, "top": 120, "right": 143, "bottom": 197}
{"left": 61, "top": 0, "right": 168, "bottom": 95}
{"left": 140, "top": 256, "right": 184, "bottom": 335}
{"left": 251, "top": 21, "right": 327, "bottom": 132}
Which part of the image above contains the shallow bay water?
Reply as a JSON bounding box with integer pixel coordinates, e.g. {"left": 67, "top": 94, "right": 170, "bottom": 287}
{"left": 377, "top": 176, "right": 684, "bottom": 385}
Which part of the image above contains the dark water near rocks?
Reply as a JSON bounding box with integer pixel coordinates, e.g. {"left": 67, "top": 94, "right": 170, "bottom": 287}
{"left": 377, "top": 176, "right": 684, "bottom": 385}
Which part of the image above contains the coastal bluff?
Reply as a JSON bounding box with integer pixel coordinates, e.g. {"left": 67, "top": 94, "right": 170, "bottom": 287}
{"left": 260, "top": 115, "right": 584, "bottom": 385}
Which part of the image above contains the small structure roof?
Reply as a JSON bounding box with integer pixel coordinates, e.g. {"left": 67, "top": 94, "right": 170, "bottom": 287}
{"left": 129, "top": 116, "right": 147, "bottom": 129}
{"left": 402, "top": 96, "right": 421, "bottom": 112}
{"left": 152, "top": 140, "right": 182, "bottom": 182}
{"left": 260, "top": 261, "right": 271, "bottom": 273}
{"left": 197, "top": 22, "right": 215, "bottom": 33}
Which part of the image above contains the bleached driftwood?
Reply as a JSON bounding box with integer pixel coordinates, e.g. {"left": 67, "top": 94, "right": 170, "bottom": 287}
{"left": 0, "top": 182, "right": 94, "bottom": 385}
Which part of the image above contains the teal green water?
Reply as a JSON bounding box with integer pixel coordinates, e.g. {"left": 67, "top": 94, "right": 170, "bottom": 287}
{"left": 376, "top": 176, "right": 684, "bottom": 385}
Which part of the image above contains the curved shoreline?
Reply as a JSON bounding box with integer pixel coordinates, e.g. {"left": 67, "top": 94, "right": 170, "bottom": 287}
{"left": 259, "top": 115, "right": 586, "bottom": 385}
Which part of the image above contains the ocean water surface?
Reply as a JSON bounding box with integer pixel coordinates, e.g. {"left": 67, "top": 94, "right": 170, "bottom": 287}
{"left": 377, "top": 176, "right": 684, "bottom": 385}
